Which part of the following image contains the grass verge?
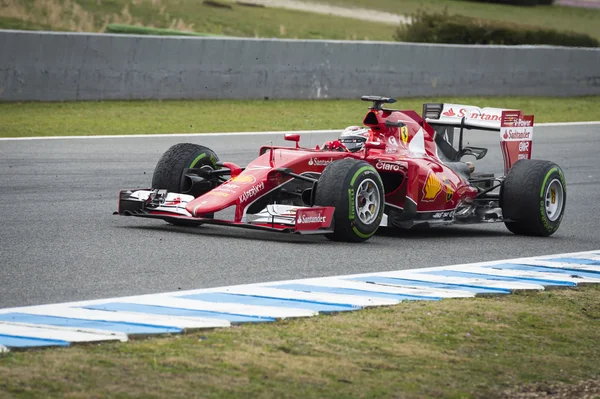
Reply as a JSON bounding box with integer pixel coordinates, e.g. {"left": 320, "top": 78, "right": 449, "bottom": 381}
{"left": 310, "top": 0, "right": 600, "bottom": 40}
{"left": 1, "top": 286, "right": 599, "bottom": 398}
{"left": 1, "top": 96, "right": 599, "bottom": 138}
{"left": 0, "top": 0, "right": 394, "bottom": 41}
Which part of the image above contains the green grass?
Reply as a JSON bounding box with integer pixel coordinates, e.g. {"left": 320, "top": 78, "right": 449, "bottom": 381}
{"left": 2, "top": 0, "right": 599, "bottom": 41}
{"left": 1, "top": 286, "right": 600, "bottom": 398}
{"left": 311, "top": 0, "right": 600, "bottom": 40}
{"left": 0, "top": 0, "right": 395, "bottom": 41}
{"left": 1, "top": 97, "right": 598, "bottom": 138}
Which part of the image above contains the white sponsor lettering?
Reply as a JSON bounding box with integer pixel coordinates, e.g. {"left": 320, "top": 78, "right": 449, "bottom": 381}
{"left": 518, "top": 141, "right": 530, "bottom": 152}
{"left": 501, "top": 126, "right": 533, "bottom": 142}
{"left": 432, "top": 211, "right": 455, "bottom": 219}
{"left": 297, "top": 214, "right": 327, "bottom": 224}
{"left": 308, "top": 158, "right": 334, "bottom": 167}
{"left": 518, "top": 153, "right": 529, "bottom": 160}
{"left": 506, "top": 129, "right": 532, "bottom": 140}
{"left": 388, "top": 136, "right": 398, "bottom": 146}
{"left": 239, "top": 182, "right": 265, "bottom": 203}
{"left": 376, "top": 162, "right": 402, "bottom": 172}
{"left": 443, "top": 106, "right": 502, "bottom": 121}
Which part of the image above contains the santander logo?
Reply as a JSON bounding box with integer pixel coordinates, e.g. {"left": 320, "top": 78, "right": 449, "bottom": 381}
{"left": 443, "top": 106, "right": 501, "bottom": 122}
{"left": 442, "top": 108, "right": 456, "bottom": 117}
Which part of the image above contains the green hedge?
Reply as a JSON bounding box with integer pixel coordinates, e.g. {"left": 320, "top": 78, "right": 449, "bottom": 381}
{"left": 394, "top": 11, "right": 599, "bottom": 47}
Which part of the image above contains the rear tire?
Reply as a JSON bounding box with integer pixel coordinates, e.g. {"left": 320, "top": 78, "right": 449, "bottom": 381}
{"left": 152, "top": 143, "right": 219, "bottom": 226}
{"left": 501, "top": 159, "right": 566, "bottom": 236}
{"left": 315, "top": 158, "right": 384, "bottom": 242}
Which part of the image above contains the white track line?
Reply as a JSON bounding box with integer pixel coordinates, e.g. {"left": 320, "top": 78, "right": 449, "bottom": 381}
{"left": 0, "top": 130, "right": 339, "bottom": 141}
{"left": 1, "top": 121, "right": 598, "bottom": 141}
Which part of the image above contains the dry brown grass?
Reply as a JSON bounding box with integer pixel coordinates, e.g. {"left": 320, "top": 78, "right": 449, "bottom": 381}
{"left": 0, "top": 0, "right": 194, "bottom": 32}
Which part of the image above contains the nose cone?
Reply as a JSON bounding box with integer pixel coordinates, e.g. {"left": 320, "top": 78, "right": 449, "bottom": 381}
{"left": 185, "top": 173, "right": 265, "bottom": 217}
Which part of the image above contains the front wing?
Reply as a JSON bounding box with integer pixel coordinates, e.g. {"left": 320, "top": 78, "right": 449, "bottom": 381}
{"left": 117, "top": 189, "right": 335, "bottom": 235}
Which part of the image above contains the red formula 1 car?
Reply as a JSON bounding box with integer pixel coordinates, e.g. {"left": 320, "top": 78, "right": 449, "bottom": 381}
{"left": 117, "top": 96, "right": 567, "bottom": 242}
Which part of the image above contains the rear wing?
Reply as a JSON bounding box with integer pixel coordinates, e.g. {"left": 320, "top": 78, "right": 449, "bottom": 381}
{"left": 423, "top": 103, "right": 534, "bottom": 174}
{"left": 423, "top": 103, "right": 510, "bottom": 131}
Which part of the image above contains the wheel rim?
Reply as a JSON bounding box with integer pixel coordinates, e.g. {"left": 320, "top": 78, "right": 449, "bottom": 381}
{"left": 544, "top": 178, "right": 564, "bottom": 222}
{"left": 355, "top": 178, "right": 381, "bottom": 225}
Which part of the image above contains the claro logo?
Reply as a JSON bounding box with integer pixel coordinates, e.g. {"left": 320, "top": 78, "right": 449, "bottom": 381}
{"left": 376, "top": 162, "right": 402, "bottom": 172}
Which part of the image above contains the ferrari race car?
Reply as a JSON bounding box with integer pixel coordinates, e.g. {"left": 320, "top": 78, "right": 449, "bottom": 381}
{"left": 117, "top": 96, "right": 567, "bottom": 242}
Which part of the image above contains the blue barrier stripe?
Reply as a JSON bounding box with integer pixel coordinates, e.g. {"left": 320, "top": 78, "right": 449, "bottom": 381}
{"left": 423, "top": 270, "right": 576, "bottom": 287}
{"left": 485, "top": 263, "right": 600, "bottom": 279}
{"left": 181, "top": 293, "right": 354, "bottom": 313}
{"left": 0, "top": 334, "right": 70, "bottom": 348}
{"left": 0, "top": 313, "right": 181, "bottom": 335}
{"left": 83, "top": 303, "right": 275, "bottom": 323}
{"left": 271, "top": 284, "right": 441, "bottom": 301}
{"left": 350, "top": 276, "right": 510, "bottom": 294}
{"left": 545, "top": 257, "right": 600, "bottom": 266}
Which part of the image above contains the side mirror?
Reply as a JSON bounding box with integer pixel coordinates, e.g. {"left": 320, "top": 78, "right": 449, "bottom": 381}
{"left": 284, "top": 134, "right": 300, "bottom": 148}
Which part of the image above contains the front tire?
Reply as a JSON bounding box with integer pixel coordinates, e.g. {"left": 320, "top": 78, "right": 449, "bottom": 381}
{"left": 315, "top": 158, "right": 385, "bottom": 242}
{"left": 501, "top": 159, "right": 566, "bottom": 236}
{"left": 152, "top": 143, "right": 219, "bottom": 193}
{"left": 151, "top": 143, "right": 219, "bottom": 226}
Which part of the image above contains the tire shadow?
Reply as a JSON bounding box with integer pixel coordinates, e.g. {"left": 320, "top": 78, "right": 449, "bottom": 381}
{"left": 115, "top": 219, "right": 513, "bottom": 245}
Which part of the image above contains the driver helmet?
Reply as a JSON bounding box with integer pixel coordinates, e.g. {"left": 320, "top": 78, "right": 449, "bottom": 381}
{"left": 339, "top": 126, "right": 370, "bottom": 152}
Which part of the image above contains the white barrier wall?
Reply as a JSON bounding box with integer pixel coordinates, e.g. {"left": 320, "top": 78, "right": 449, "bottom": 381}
{"left": 1, "top": 30, "right": 599, "bottom": 101}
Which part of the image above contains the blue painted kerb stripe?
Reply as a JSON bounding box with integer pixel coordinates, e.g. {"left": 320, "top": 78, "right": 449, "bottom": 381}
{"left": 423, "top": 270, "right": 576, "bottom": 287}
{"left": 351, "top": 276, "right": 510, "bottom": 294}
{"left": 271, "top": 284, "right": 441, "bottom": 301}
{"left": 0, "top": 313, "right": 181, "bottom": 335}
{"left": 181, "top": 293, "right": 356, "bottom": 313}
{"left": 83, "top": 303, "right": 275, "bottom": 323}
{"left": 485, "top": 263, "right": 600, "bottom": 280}
{"left": 0, "top": 334, "right": 70, "bottom": 348}
{"left": 546, "top": 257, "right": 600, "bottom": 267}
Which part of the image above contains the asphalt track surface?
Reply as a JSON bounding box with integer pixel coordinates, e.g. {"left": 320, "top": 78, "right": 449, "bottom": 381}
{"left": 1, "top": 125, "right": 599, "bottom": 309}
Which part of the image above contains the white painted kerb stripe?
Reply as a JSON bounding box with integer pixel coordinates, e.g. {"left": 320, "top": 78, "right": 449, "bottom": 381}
{"left": 125, "top": 296, "right": 318, "bottom": 319}
{"left": 14, "top": 306, "right": 231, "bottom": 330}
{"left": 1, "top": 121, "right": 598, "bottom": 141}
{"left": 218, "top": 286, "right": 398, "bottom": 307}
{"left": 0, "top": 321, "right": 128, "bottom": 340}
{"left": 0, "top": 324, "right": 123, "bottom": 343}
{"left": 449, "top": 265, "right": 600, "bottom": 283}
{"left": 266, "top": 278, "right": 476, "bottom": 298}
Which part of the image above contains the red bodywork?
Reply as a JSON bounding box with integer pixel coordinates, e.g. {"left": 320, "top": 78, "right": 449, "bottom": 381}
{"left": 184, "top": 108, "right": 478, "bottom": 223}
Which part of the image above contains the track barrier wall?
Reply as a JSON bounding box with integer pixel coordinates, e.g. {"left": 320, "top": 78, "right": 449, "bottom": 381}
{"left": 1, "top": 30, "right": 599, "bottom": 101}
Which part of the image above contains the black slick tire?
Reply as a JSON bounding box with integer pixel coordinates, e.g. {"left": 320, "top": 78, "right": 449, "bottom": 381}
{"left": 501, "top": 159, "right": 566, "bottom": 237}
{"left": 152, "top": 143, "right": 219, "bottom": 193}
{"left": 315, "top": 158, "right": 384, "bottom": 242}
{"left": 151, "top": 143, "right": 219, "bottom": 226}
